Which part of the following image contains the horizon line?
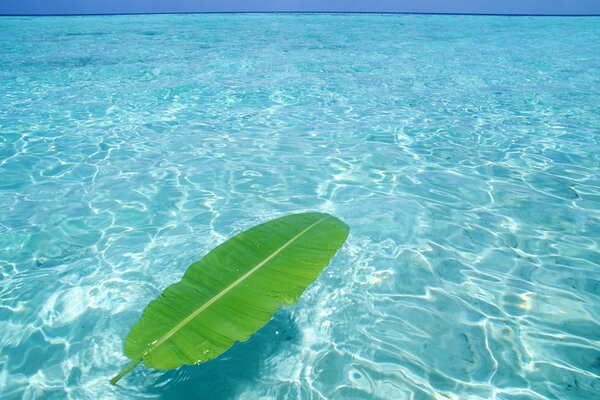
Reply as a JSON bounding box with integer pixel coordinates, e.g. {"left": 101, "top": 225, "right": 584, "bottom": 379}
{"left": 2, "top": 11, "right": 600, "bottom": 17}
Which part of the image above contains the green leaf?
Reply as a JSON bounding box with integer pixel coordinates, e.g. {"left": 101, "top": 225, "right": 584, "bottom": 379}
{"left": 110, "top": 212, "right": 349, "bottom": 384}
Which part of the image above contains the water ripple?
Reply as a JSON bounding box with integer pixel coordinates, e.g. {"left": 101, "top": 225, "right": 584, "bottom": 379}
{"left": 1, "top": 13, "right": 600, "bottom": 400}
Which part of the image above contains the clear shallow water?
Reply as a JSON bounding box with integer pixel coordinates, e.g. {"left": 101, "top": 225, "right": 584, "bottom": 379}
{"left": 1, "top": 12, "right": 600, "bottom": 399}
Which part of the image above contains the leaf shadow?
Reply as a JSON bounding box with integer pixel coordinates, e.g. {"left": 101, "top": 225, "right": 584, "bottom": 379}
{"left": 134, "top": 309, "right": 301, "bottom": 399}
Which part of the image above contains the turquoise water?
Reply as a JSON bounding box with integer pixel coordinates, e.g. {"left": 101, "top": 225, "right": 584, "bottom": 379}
{"left": 1, "top": 13, "right": 600, "bottom": 399}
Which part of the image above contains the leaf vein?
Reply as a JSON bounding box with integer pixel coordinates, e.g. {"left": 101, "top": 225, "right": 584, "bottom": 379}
{"left": 142, "top": 215, "right": 330, "bottom": 358}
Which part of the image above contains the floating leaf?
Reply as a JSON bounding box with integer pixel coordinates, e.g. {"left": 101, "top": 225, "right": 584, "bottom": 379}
{"left": 110, "top": 212, "right": 349, "bottom": 384}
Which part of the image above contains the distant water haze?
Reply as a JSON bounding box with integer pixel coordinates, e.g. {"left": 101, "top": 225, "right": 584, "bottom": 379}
{"left": 1, "top": 0, "right": 600, "bottom": 15}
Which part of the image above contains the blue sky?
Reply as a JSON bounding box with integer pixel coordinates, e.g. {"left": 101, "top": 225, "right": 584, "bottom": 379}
{"left": 1, "top": 0, "right": 599, "bottom": 15}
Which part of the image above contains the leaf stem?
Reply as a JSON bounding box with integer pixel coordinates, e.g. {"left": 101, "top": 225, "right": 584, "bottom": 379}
{"left": 110, "top": 358, "right": 142, "bottom": 385}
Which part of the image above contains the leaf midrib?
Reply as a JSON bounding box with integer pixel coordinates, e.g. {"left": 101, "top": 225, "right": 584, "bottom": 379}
{"left": 142, "top": 215, "right": 330, "bottom": 358}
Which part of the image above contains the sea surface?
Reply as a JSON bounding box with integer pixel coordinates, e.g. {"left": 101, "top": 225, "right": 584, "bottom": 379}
{"left": 1, "top": 13, "right": 599, "bottom": 400}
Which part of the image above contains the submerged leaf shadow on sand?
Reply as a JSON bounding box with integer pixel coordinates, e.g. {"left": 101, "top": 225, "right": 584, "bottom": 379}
{"left": 130, "top": 310, "right": 301, "bottom": 399}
